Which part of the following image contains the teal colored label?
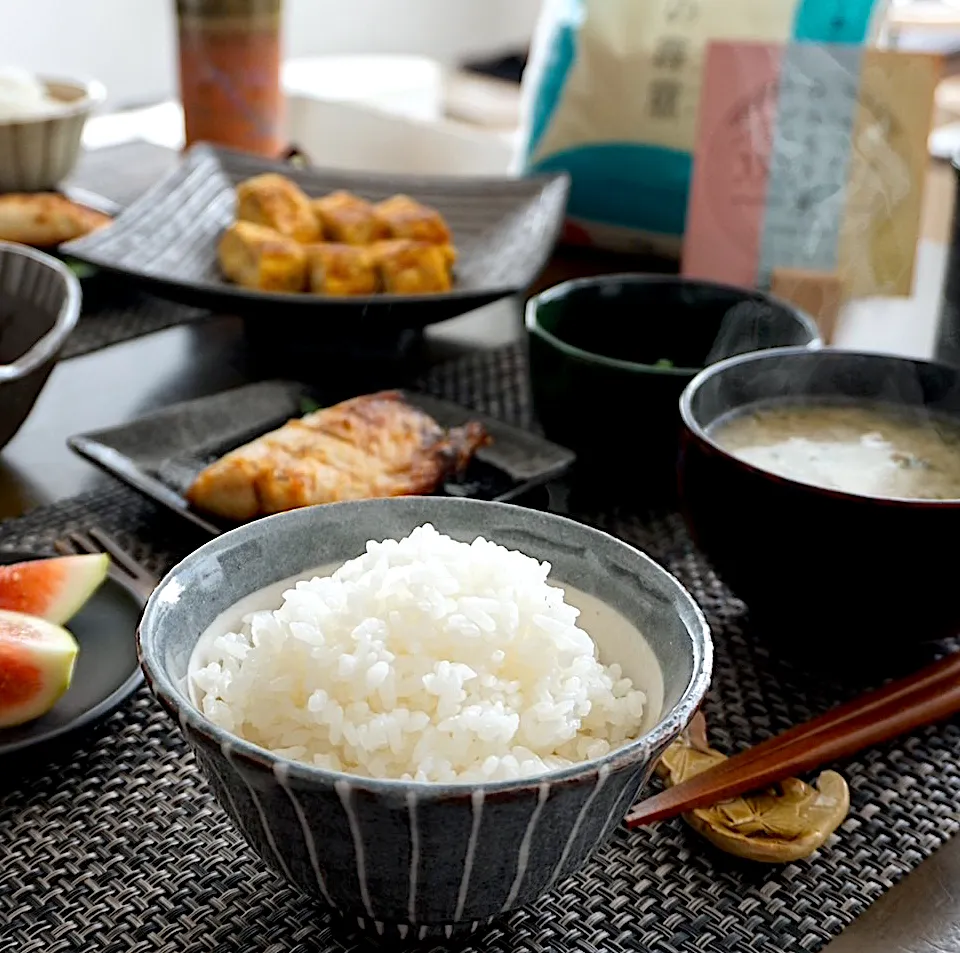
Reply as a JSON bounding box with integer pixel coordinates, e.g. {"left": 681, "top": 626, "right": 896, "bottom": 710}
{"left": 525, "top": 0, "right": 584, "bottom": 159}
{"left": 529, "top": 144, "right": 692, "bottom": 237}
{"left": 791, "top": 0, "right": 879, "bottom": 43}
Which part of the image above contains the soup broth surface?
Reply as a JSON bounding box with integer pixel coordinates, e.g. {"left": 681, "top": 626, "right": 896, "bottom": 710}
{"left": 710, "top": 399, "right": 960, "bottom": 500}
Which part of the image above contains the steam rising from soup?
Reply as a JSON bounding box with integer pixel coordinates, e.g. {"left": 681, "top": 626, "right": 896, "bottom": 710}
{"left": 709, "top": 400, "right": 960, "bottom": 500}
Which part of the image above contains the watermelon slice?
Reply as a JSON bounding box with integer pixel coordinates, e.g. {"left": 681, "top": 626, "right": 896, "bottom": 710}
{"left": 0, "top": 553, "right": 109, "bottom": 625}
{"left": 0, "top": 610, "right": 79, "bottom": 728}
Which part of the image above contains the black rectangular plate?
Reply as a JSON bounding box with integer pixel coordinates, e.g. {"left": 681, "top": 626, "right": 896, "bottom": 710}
{"left": 62, "top": 144, "right": 570, "bottom": 327}
{"left": 68, "top": 381, "right": 576, "bottom": 536}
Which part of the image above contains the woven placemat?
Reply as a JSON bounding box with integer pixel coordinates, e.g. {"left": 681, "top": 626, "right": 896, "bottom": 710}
{"left": 62, "top": 287, "right": 208, "bottom": 360}
{"left": 2, "top": 345, "right": 960, "bottom": 953}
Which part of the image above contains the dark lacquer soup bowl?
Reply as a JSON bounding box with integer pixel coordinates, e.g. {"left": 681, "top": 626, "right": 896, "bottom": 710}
{"left": 138, "top": 497, "right": 711, "bottom": 937}
{"left": 679, "top": 347, "right": 960, "bottom": 662}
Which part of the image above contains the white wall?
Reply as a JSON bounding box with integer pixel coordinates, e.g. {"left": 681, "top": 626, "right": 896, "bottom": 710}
{"left": 0, "top": 0, "right": 539, "bottom": 109}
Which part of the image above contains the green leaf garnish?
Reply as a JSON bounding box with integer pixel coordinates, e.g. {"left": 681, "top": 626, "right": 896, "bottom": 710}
{"left": 63, "top": 257, "right": 98, "bottom": 280}
{"left": 300, "top": 396, "right": 323, "bottom": 415}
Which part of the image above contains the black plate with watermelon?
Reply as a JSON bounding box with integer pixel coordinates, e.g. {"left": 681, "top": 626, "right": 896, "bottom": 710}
{"left": 0, "top": 551, "right": 144, "bottom": 759}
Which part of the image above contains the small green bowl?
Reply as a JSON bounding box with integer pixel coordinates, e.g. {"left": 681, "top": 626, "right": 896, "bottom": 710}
{"left": 525, "top": 275, "right": 821, "bottom": 490}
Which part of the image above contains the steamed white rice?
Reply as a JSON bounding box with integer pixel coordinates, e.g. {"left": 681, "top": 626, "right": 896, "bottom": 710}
{"left": 192, "top": 524, "right": 646, "bottom": 782}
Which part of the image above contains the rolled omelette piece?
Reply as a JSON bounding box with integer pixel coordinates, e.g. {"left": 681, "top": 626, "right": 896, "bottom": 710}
{"left": 217, "top": 220, "right": 307, "bottom": 292}
{"left": 236, "top": 173, "right": 320, "bottom": 243}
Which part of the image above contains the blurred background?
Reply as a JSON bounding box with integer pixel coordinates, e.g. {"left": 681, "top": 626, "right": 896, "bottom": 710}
{"left": 0, "top": 0, "right": 540, "bottom": 111}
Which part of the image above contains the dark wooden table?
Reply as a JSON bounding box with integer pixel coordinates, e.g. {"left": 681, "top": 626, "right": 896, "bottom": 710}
{"left": 2, "top": 142, "right": 956, "bottom": 953}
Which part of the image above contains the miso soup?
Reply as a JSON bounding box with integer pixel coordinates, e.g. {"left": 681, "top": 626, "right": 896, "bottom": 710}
{"left": 710, "top": 400, "right": 960, "bottom": 500}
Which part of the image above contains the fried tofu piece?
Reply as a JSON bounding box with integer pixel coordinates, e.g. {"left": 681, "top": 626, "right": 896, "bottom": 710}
{"left": 186, "top": 390, "right": 490, "bottom": 521}
{"left": 311, "top": 191, "right": 389, "bottom": 245}
{"left": 374, "top": 194, "right": 451, "bottom": 245}
{"left": 218, "top": 221, "right": 307, "bottom": 292}
{"left": 0, "top": 193, "right": 111, "bottom": 247}
{"left": 236, "top": 173, "right": 320, "bottom": 243}
{"left": 306, "top": 242, "right": 379, "bottom": 296}
{"left": 372, "top": 239, "right": 453, "bottom": 295}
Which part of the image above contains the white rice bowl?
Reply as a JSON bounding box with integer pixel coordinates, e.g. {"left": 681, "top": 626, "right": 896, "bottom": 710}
{"left": 191, "top": 524, "right": 647, "bottom": 782}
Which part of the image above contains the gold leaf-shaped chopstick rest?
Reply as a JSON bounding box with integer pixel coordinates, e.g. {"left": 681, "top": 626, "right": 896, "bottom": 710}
{"left": 656, "top": 712, "right": 850, "bottom": 863}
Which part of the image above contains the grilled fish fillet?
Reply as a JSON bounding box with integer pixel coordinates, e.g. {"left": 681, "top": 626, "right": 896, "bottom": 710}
{"left": 186, "top": 391, "right": 490, "bottom": 521}
{"left": 0, "top": 193, "right": 111, "bottom": 247}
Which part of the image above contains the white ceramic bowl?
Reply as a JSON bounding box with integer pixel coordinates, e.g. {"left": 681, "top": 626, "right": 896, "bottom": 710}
{"left": 285, "top": 95, "right": 512, "bottom": 176}
{"left": 0, "top": 76, "right": 106, "bottom": 191}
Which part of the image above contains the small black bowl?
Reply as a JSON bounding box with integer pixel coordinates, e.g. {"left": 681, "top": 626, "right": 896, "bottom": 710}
{"left": 679, "top": 347, "right": 960, "bottom": 667}
{"left": 526, "top": 275, "right": 820, "bottom": 491}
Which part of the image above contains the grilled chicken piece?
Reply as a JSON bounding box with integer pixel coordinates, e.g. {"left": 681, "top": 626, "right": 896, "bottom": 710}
{"left": 371, "top": 239, "right": 454, "bottom": 294}
{"left": 306, "top": 242, "right": 379, "bottom": 296}
{"left": 374, "top": 194, "right": 451, "bottom": 245}
{"left": 0, "top": 193, "right": 111, "bottom": 247}
{"left": 311, "top": 191, "right": 389, "bottom": 245}
{"left": 186, "top": 391, "right": 490, "bottom": 521}
{"left": 218, "top": 221, "right": 307, "bottom": 292}
{"left": 236, "top": 173, "right": 320, "bottom": 243}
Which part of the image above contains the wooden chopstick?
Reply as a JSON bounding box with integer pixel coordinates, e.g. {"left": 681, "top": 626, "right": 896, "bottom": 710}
{"left": 627, "top": 650, "right": 960, "bottom": 828}
{"left": 641, "top": 650, "right": 960, "bottom": 797}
